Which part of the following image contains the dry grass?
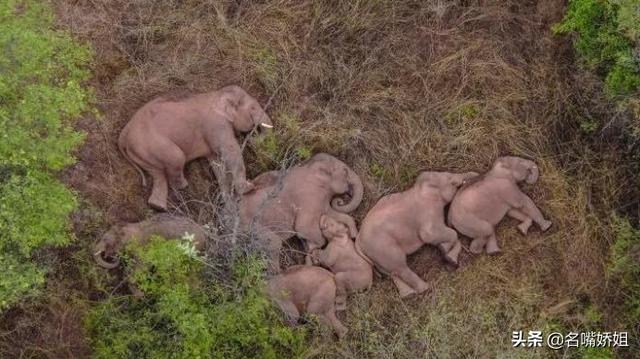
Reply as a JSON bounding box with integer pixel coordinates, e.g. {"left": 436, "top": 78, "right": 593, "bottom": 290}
{"left": 2, "top": 0, "right": 631, "bottom": 357}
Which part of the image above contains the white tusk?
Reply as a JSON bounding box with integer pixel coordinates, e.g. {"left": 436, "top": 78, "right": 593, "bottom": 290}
{"left": 260, "top": 123, "right": 273, "bottom": 128}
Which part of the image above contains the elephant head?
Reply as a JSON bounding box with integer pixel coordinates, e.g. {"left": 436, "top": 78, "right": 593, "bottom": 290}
{"left": 220, "top": 85, "right": 273, "bottom": 133}
{"left": 307, "top": 153, "right": 364, "bottom": 213}
{"left": 491, "top": 156, "right": 539, "bottom": 184}
{"left": 93, "top": 225, "right": 126, "bottom": 269}
{"left": 417, "top": 171, "right": 480, "bottom": 202}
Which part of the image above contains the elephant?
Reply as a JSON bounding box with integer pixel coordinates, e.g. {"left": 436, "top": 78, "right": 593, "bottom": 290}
{"left": 239, "top": 153, "right": 364, "bottom": 271}
{"left": 311, "top": 214, "right": 373, "bottom": 311}
{"left": 448, "top": 156, "right": 552, "bottom": 255}
{"left": 118, "top": 85, "right": 273, "bottom": 211}
{"left": 356, "top": 171, "right": 479, "bottom": 298}
{"left": 93, "top": 213, "right": 207, "bottom": 269}
{"left": 266, "top": 265, "right": 348, "bottom": 339}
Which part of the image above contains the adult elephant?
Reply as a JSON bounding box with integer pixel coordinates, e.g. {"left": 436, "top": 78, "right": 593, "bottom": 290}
{"left": 119, "top": 85, "right": 273, "bottom": 211}
{"left": 240, "top": 153, "right": 364, "bottom": 271}
{"left": 448, "top": 156, "right": 552, "bottom": 255}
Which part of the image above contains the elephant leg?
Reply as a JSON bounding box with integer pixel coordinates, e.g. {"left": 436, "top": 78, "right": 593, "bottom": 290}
{"left": 391, "top": 276, "right": 416, "bottom": 298}
{"left": 215, "top": 135, "right": 253, "bottom": 195}
{"left": 256, "top": 226, "right": 284, "bottom": 273}
{"left": 469, "top": 237, "right": 487, "bottom": 254}
{"left": 425, "top": 226, "right": 461, "bottom": 265}
{"left": 325, "top": 210, "right": 358, "bottom": 238}
{"left": 334, "top": 272, "right": 349, "bottom": 311}
{"left": 397, "top": 266, "right": 429, "bottom": 297}
{"left": 304, "top": 241, "right": 322, "bottom": 266}
{"left": 520, "top": 195, "right": 552, "bottom": 231}
{"left": 147, "top": 169, "right": 169, "bottom": 211}
{"left": 485, "top": 233, "right": 500, "bottom": 255}
{"left": 295, "top": 214, "right": 326, "bottom": 264}
{"left": 208, "top": 155, "right": 232, "bottom": 196}
{"left": 446, "top": 240, "right": 462, "bottom": 265}
{"left": 320, "top": 310, "right": 348, "bottom": 339}
{"left": 162, "top": 144, "right": 188, "bottom": 190}
{"left": 507, "top": 208, "right": 533, "bottom": 235}
{"left": 276, "top": 299, "right": 300, "bottom": 326}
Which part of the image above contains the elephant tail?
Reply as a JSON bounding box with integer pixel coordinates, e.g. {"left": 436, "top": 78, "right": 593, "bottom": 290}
{"left": 354, "top": 236, "right": 386, "bottom": 276}
{"left": 118, "top": 128, "right": 147, "bottom": 187}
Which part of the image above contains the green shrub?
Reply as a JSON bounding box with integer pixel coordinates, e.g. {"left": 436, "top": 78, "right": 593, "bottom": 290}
{"left": 0, "top": 0, "right": 92, "bottom": 311}
{"left": 554, "top": 0, "right": 640, "bottom": 97}
{"left": 608, "top": 216, "right": 640, "bottom": 323}
{"left": 86, "top": 238, "right": 306, "bottom": 359}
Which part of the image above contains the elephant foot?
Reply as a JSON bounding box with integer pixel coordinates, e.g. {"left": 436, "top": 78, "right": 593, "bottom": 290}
{"left": 335, "top": 324, "right": 348, "bottom": 339}
{"left": 171, "top": 177, "right": 188, "bottom": 190}
{"left": 444, "top": 252, "right": 459, "bottom": 267}
{"left": 539, "top": 220, "right": 552, "bottom": 232}
{"left": 469, "top": 239, "right": 485, "bottom": 254}
{"left": 148, "top": 197, "right": 167, "bottom": 212}
{"left": 486, "top": 245, "right": 501, "bottom": 255}
{"left": 517, "top": 221, "right": 532, "bottom": 235}
{"left": 416, "top": 282, "right": 430, "bottom": 295}
{"left": 335, "top": 301, "right": 347, "bottom": 312}
{"left": 393, "top": 276, "right": 417, "bottom": 298}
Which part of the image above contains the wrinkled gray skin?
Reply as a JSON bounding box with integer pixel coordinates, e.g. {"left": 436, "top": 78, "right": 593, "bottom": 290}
{"left": 239, "top": 153, "right": 364, "bottom": 272}
{"left": 312, "top": 214, "right": 372, "bottom": 311}
{"left": 93, "top": 213, "right": 207, "bottom": 269}
{"left": 356, "top": 171, "right": 479, "bottom": 298}
{"left": 119, "top": 85, "right": 273, "bottom": 211}
{"left": 448, "top": 156, "right": 552, "bottom": 255}
{"left": 267, "top": 265, "right": 348, "bottom": 339}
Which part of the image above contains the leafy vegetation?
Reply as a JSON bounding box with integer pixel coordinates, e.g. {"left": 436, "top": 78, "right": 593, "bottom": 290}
{"left": 86, "top": 237, "right": 306, "bottom": 359}
{"left": 554, "top": 0, "right": 640, "bottom": 97}
{"left": 608, "top": 217, "right": 640, "bottom": 327}
{"left": 0, "top": 0, "right": 92, "bottom": 311}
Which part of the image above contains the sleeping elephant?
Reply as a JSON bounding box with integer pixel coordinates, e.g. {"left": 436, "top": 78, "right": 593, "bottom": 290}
{"left": 240, "top": 153, "right": 364, "bottom": 271}
{"left": 93, "top": 213, "right": 207, "bottom": 269}
{"left": 119, "top": 85, "right": 273, "bottom": 211}
{"left": 448, "top": 156, "right": 552, "bottom": 255}
{"left": 312, "top": 214, "right": 373, "bottom": 311}
{"left": 356, "top": 171, "right": 479, "bottom": 298}
{"left": 267, "top": 265, "right": 348, "bottom": 339}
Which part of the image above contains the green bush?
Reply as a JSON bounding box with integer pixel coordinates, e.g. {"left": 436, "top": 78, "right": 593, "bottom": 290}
{"left": 86, "top": 238, "right": 306, "bottom": 359}
{"left": 554, "top": 0, "right": 640, "bottom": 97}
{"left": 608, "top": 216, "right": 640, "bottom": 323}
{"left": 0, "top": 0, "right": 92, "bottom": 311}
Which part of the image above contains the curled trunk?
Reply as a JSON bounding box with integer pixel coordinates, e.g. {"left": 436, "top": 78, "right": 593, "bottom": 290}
{"left": 331, "top": 167, "right": 364, "bottom": 213}
{"left": 93, "top": 241, "right": 119, "bottom": 269}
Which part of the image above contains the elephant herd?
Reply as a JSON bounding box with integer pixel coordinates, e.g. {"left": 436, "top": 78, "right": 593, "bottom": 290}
{"left": 94, "top": 86, "right": 552, "bottom": 338}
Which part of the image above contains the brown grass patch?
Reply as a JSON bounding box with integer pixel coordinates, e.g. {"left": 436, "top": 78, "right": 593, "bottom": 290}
{"left": 1, "top": 0, "right": 632, "bottom": 357}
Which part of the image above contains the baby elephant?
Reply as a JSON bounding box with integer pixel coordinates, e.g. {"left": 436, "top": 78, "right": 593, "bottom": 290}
{"left": 267, "top": 265, "right": 348, "bottom": 339}
{"left": 313, "top": 214, "right": 372, "bottom": 311}
{"left": 119, "top": 85, "right": 273, "bottom": 211}
{"left": 448, "top": 156, "right": 552, "bottom": 254}
{"left": 93, "top": 213, "right": 207, "bottom": 269}
{"left": 356, "top": 171, "right": 479, "bottom": 298}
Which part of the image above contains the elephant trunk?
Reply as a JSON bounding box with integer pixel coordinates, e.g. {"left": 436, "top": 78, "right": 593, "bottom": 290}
{"left": 525, "top": 163, "right": 539, "bottom": 184}
{"left": 93, "top": 241, "right": 119, "bottom": 269}
{"left": 331, "top": 167, "right": 363, "bottom": 213}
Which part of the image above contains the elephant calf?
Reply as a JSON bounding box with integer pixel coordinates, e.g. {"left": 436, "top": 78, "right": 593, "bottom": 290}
{"left": 119, "top": 85, "right": 273, "bottom": 211}
{"left": 93, "top": 213, "right": 207, "bottom": 269}
{"left": 448, "top": 156, "right": 552, "bottom": 254}
{"left": 312, "top": 215, "right": 372, "bottom": 311}
{"left": 267, "top": 265, "right": 348, "bottom": 339}
{"left": 356, "top": 171, "right": 479, "bottom": 298}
